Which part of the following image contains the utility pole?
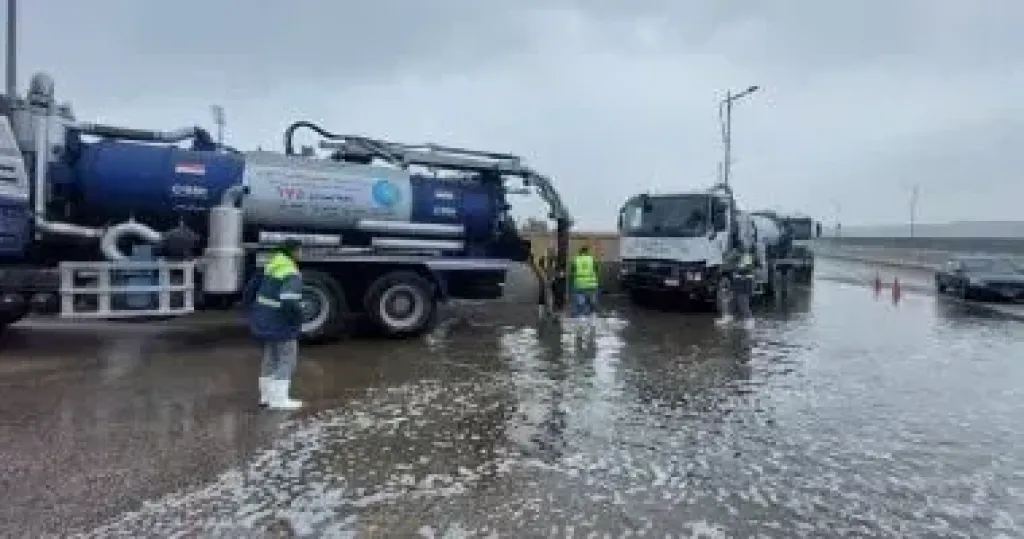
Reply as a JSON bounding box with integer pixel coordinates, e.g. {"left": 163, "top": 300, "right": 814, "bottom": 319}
{"left": 831, "top": 200, "right": 842, "bottom": 237}
{"left": 210, "top": 104, "right": 225, "bottom": 145}
{"left": 717, "top": 85, "right": 760, "bottom": 251}
{"left": 909, "top": 183, "right": 920, "bottom": 238}
{"left": 718, "top": 85, "right": 760, "bottom": 190}
{"left": 6, "top": 0, "right": 17, "bottom": 97}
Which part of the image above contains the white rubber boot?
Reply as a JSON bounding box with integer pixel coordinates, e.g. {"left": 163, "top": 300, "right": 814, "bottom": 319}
{"left": 741, "top": 318, "right": 756, "bottom": 330}
{"left": 267, "top": 379, "right": 303, "bottom": 410}
{"left": 258, "top": 376, "right": 271, "bottom": 407}
{"left": 715, "top": 314, "right": 734, "bottom": 326}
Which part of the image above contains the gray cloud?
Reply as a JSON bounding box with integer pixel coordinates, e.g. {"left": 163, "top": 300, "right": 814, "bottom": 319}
{"left": 12, "top": 0, "right": 1024, "bottom": 229}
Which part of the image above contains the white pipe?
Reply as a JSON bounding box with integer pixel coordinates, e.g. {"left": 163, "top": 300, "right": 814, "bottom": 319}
{"left": 100, "top": 219, "right": 163, "bottom": 261}
{"left": 357, "top": 219, "right": 464, "bottom": 237}
{"left": 32, "top": 114, "right": 102, "bottom": 239}
{"left": 371, "top": 237, "right": 464, "bottom": 251}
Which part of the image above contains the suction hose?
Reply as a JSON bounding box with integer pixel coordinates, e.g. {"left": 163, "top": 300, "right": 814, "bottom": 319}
{"left": 100, "top": 219, "right": 163, "bottom": 262}
{"left": 283, "top": 120, "right": 401, "bottom": 164}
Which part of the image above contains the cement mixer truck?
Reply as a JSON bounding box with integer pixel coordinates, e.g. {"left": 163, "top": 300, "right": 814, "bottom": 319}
{"left": 0, "top": 72, "right": 573, "bottom": 342}
{"left": 616, "top": 185, "right": 812, "bottom": 309}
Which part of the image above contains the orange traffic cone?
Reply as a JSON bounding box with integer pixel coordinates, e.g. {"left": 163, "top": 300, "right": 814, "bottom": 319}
{"left": 892, "top": 277, "right": 901, "bottom": 303}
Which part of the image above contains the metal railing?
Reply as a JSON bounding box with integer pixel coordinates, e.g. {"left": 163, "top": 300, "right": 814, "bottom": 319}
{"left": 59, "top": 260, "right": 196, "bottom": 318}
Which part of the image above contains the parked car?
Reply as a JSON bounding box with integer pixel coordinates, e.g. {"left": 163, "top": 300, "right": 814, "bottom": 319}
{"left": 935, "top": 255, "right": 1024, "bottom": 302}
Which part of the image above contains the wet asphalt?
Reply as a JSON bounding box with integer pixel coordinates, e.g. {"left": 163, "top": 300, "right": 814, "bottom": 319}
{"left": 1, "top": 259, "right": 1023, "bottom": 537}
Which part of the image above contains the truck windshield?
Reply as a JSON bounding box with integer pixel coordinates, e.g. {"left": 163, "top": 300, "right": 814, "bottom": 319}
{"left": 620, "top": 195, "right": 710, "bottom": 237}
{"left": 785, "top": 219, "right": 814, "bottom": 240}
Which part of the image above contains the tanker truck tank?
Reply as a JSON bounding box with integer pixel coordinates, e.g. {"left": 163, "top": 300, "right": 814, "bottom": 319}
{"left": 237, "top": 152, "right": 499, "bottom": 242}
{"left": 748, "top": 213, "right": 782, "bottom": 247}
{"left": 73, "top": 140, "right": 245, "bottom": 223}
{"left": 69, "top": 143, "right": 501, "bottom": 243}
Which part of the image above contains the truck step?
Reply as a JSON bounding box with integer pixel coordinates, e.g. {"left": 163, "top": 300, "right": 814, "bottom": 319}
{"left": 58, "top": 260, "right": 196, "bottom": 319}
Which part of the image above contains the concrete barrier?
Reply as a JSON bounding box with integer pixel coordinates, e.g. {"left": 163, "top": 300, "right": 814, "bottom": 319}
{"left": 520, "top": 230, "right": 1024, "bottom": 276}
{"left": 812, "top": 237, "right": 1024, "bottom": 270}
{"left": 814, "top": 237, "right": 1024, "bottom": 255}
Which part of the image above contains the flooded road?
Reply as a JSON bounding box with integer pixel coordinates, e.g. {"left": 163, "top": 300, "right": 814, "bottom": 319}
{"left": 2, "top": 259, "right": 1023, "bottom": 537}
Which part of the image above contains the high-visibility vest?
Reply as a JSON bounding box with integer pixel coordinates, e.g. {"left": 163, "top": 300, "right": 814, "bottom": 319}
{"left": 255, "top": 252, "right": 301, "bottom": 309}
{"left": 572, "top": 254, "right": 599, "bottom": 290}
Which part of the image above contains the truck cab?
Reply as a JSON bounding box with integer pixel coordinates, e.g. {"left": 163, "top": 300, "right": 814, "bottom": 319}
{"left": 616, "top": 190, "right": 732, "bottom": 306}
{"left": 757, "top": 213, "right": 819, "bottom": 284}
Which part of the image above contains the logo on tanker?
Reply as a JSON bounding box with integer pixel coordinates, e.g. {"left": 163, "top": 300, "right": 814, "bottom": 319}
{"left": 371, "top": 179, "right": 401, "bottom": 208}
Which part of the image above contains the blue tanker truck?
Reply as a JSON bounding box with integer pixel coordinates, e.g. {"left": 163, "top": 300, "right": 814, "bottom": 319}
{"left": 0, "top": 71, "right": 573, "bottom": 342}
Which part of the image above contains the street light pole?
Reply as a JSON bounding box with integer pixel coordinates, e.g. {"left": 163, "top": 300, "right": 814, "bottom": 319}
{"left": 210, "top": 105, "right": 225, "bottom": 145}
{"left": 719, "top": 85, "right": 760, "bottom": 190}
{"left": 831, "top": 200, "right": 842, "bottom": 238}
{"left": 6, "top": 0, "right": 17, "bottom": 97}
{"left": 909, "top": 183, "right": 919, "bottom": 238}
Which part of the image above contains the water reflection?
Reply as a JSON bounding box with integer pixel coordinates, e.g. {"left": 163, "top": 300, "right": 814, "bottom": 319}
{"left": 13, "top": 279, "right": 1024, "bottom": 537}
{"left": 615, "top": 311, "right": 753, "bottom": 413}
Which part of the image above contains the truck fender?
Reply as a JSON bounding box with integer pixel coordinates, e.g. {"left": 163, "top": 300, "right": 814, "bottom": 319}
{"left": 426, "top": 267, "right": 449, "bottom": 302}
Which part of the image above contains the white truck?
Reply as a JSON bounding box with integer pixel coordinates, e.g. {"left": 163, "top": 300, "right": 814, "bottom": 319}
{"left": 616, "top": 185, "right": 791, "bottom": 309}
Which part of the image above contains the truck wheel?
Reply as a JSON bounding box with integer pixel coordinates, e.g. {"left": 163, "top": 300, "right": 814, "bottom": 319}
{"left": 0, "top": 313, "right": 24, "bottom": 335}
{"left": 299, "top": 270, "right": 348, "bottom": 344}
{"left": 627, "top": 289, "right": 655, "bottom": 308}
{"left": 0, "top": 295, "right": 28, "bottom": 330}
{"left": 363, "top": 271, "right": 437, "bottom": 337}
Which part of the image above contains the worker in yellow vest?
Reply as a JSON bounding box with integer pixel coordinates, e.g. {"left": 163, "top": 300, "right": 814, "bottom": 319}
{"left": 242, "top": 239, "right": 305, "bottom": 410}
{"left": 716, "top": 243, "right": 756, "bottom": 329}
{"left": 570, "top": 245, "right": 600, "bottom": 319}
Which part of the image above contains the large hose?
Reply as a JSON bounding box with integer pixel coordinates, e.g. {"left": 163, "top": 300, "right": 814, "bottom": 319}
{"left": 72, "top": 123, "right": 217, "bottom": 151}
{"left": 527, "top": 253, "right": 555, "bottom": 320}
{"left": 283, "top": 120, "right": 402, "bottom": 164}
{"left": 100, "top": 219, "right": 163, "bottom": 261}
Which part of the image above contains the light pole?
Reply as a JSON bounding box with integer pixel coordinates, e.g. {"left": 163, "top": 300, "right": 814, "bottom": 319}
{"left": 6, "top": 0, "right": 17, "bottom": 97}
{"left": 909, "top": 183, "right": 919, "bottom": 238}
{"left": 210, "top": 104, "right": 225, "bottom": 145}
{"left": 831, "top": 200, "right": 842, "bottom": 237}
{"left": 718, "top": 85, "right": 760, "bottom": 190}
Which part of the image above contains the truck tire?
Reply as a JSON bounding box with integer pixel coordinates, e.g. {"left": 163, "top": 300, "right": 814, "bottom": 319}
{"left": 299, "top": 270, "right": 348, "bottom": 344}
{"left": 363, "top": 271, "right": 437, "bottom": 337}
{"left": 0, "top": 313, "right": 24, "bottom": 335}
{"left": 0, "top": 295, "right": 29, "bottom": 330}
{"left": 627, "top": 289, "right": 653, "bottom": 308}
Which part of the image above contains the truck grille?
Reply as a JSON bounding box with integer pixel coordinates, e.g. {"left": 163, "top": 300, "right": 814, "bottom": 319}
{"left": 624, "top": 259, "right": 706, "bottom": 278}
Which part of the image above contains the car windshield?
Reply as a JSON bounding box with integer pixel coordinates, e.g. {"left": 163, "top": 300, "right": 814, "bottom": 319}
{"left": 961, "top": 258, "right": 1023, "bottom": 274}
{"left": 620, "top": 195, "right": 710, "bottom": 238}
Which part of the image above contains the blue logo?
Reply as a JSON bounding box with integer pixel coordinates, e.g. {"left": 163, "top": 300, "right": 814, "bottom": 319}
{"left": 371, "top": 179, "right": 400, "bottom": 208}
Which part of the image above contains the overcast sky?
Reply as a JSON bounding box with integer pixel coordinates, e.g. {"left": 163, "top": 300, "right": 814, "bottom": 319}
{"left": 14, "top": 0, "right": 1024, "bottom": 230}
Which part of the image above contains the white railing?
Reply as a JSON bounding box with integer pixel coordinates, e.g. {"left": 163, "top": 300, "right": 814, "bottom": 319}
{"left": 58, "top": 260, "right": 196, "bottom": 318}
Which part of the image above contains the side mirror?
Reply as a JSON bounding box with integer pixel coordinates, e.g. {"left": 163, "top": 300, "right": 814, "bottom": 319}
{"left": 712, "top": 213, "right": 727, "bottom": 231}
{"left": 639, "top": 194, "right": 653, "bottom": 213}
